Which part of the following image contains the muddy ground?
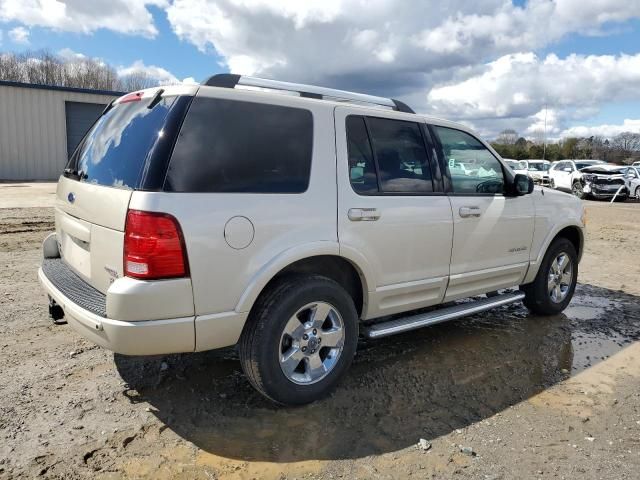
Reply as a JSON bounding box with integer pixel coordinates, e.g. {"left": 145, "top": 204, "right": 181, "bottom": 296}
{"left": 1, "top": 187, "right": 640, "bottom": 479}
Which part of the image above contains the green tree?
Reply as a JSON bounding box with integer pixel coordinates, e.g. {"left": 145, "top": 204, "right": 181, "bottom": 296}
{"left": 561, "top": 138, "right": 579, "bottom": 159}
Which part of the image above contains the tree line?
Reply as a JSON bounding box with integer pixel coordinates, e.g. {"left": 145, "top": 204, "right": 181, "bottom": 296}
{"left": 491, "top": 129, "right": 640, "bottom": 164}
{"left": 0, "top": 50, "right": 158, "bottom": 92}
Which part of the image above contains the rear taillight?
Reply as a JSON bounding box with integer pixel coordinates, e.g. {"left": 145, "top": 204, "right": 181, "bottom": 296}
{"left": 124, "top": 210, "right": 188, "bottom": 280}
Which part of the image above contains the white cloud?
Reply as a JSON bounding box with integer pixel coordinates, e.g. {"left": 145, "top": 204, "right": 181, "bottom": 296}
{"left": 57, "top": 48, "right": 86, "bottom": 61}
{"left": 117, "top": 60, "right": 195, "bottom": 86}
{"left": 165, "top": 0, "right": 640, "bottom": 86}
{"left": 3, "top": 0, "right": 640, "bottom": 139}
{"left": 559, "top": 119, "right": 640, "bottom": 139}
{"left": 428, "top": 52, "right": 640, "bottom": 120}
{"left": 426, "top": 52, "right": 640, "bottom": 138}
{"left": 117, "top": 60, "right": 180, "bottom": 85}
{"left": 8, "top": 25, "right": 28, "bottom": 44}
{"left": 162, "top": 0, "right": 640, "bottom": 140}
{"left": 0, "top": 0, "right": 167, "bottom": 37}
{"left": 413, "top": 0, "right": 640, "bottom": 57}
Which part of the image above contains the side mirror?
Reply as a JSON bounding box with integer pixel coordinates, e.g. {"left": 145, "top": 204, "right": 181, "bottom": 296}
{"left": 513, "top": 173, "right": 534, "bottom": 196}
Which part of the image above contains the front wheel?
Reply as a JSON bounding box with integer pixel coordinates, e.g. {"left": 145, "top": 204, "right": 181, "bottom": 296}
{"left": 549, "top": 178, "right": 556, "bottom": 189}
{"left": 572, "top": 181, "right": 587, "bottom": 199}
{"left": 239, "top": 274, "right": 358, "bottom": 405}
{"left": 520, "top": 237, "right": 578, "bottom": 315}
{"left": 636, "top": 186, "right": 640, "bottom": 201}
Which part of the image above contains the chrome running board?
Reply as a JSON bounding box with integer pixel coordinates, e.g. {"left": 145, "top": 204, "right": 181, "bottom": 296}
{"left": 362, "top": 291, "right": 525, "bottom": 339}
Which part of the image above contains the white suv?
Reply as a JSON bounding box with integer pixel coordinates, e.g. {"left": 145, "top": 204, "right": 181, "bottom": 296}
{"left": 548, "top": 159, "right": 605, "bottom": 198}
{"left": 39, "top": 75, "right": 585, "bottom": 405}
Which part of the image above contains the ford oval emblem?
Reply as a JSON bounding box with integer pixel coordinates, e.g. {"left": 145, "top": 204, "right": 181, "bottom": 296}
{"left": 67, "top": 192, "right": 75, "bottom": 203}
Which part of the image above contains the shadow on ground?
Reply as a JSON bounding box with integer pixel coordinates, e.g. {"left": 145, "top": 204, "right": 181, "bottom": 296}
{"left": 115, "top": 284, "right": 639, "bottom": 462}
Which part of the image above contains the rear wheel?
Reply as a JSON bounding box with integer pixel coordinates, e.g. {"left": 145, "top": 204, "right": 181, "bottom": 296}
{"left": 239, "top": 274, "right": 358, "bottom": 405}
{"left": 521, "top": 237, "right": 578, "bottom": 315}
{"left": 636, "top": 186, "right": 640, "bottom": 201}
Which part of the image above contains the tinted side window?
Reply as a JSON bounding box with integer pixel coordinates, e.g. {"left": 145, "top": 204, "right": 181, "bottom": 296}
{"left": 433, "top": 126, "right": 504, "bottom": 195}
{"left": 367, "top": 117, "right": 433, "bottom": 193}
{"left": 346, "top": 116, "right": 378, "bottom": 194}
{"left": 166, "top": 97, "right": 313, "bottom": 193}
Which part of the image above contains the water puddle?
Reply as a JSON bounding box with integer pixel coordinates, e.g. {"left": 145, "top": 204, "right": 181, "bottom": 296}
{"left": 114, "top": 284, "right": 640, "bottom": 463}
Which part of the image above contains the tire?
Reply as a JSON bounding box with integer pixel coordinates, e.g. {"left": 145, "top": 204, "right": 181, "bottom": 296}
{"left": 549, "top": 178, "right": 556, "bottom": 189}
{"left": 520, "top": 237, "right": 578, "bottom": 316}
{"left": 572, "top": 181, "right": 587, "bottom": 199}
{"left": 239, "top": 274, "right": 358, "bottom": 405}
{"left": 636, "top": 186, "right": 640, "bottom": 201}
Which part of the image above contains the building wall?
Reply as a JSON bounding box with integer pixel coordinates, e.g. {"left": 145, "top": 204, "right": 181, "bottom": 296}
{"left": 0, "top": 84, "right": 120, "bottom": 181}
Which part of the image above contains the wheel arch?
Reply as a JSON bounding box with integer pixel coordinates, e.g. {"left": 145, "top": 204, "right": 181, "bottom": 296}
{"left": 523, "top": 223, "right": 584, "bottom": 284}
{"left": 235, "top": 244, "right": 372, "bottom": 319}
{"left": 555, "top": 225, "right": 583, "bottom": 261}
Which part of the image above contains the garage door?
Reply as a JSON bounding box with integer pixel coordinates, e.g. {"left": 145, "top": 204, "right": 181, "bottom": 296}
{"left": 65, "top": 101, "right": 106, "bottom": 159}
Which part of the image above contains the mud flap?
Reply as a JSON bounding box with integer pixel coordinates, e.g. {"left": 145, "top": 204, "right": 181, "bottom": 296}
{"left": 48, "top": 295, "right": 66, "bottom": 325}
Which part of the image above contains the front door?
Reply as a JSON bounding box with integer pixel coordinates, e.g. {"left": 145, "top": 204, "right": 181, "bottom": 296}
{"left": 335, "top": 107, "right": 454, "bottom": 319}
{"left": 429, "top": 125, "right": 535, "bottom": 301}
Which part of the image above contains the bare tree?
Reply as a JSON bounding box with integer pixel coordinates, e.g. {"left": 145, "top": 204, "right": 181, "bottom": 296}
{"left": 608, "top": 132, "right": 640, "bottom": 164}
{"left": 0, "top": 50, "right": 165, "bottom": 92}
{"left": 611, "top": 132, "right": 640, "bottom": 152}
{"left": 496, "top": 129, "right": 519, "bottom": 145}
{"left": 119, "top": 71, "right": 158, "bottom": 91}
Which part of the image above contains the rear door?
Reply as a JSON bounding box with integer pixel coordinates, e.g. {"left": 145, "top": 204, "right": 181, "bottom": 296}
{"left": 555, "top": 161, "right": 574, "bottom": 190}
{"left": 429, "top": 125, "right": 535, "bottom": 301}
{"left": 56, "top": 90, "right": 193, "bottom": 293}
{"left": 335, "top": 107, "right": 453, "bottom": 319}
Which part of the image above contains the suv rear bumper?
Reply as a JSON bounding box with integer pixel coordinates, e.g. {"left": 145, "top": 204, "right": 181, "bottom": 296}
{"left": 38, "top": 265, "right": 195, "bottom": 356}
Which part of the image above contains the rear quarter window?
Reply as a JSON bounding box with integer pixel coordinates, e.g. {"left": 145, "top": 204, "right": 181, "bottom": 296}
{"left": 66, "top": 97, "right": 177, "bottom": 189}
{"left": 165, "top": 97, "right": 313, "bottom": 193}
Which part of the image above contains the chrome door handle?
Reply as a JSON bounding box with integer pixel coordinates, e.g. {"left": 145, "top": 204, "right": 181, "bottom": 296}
{"left": 348, "top": 208, "right": 381, "bottom": 221}
{"left": 459, "top": 206, "right": 481, "bottom": 218}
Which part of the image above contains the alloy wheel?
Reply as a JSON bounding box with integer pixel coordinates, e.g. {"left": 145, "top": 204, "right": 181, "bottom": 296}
{"left": 279, "top": 302, "right": 345, "bottom": 385}
{"left": 548, "top": 252, "right": 573, "bottom": 303}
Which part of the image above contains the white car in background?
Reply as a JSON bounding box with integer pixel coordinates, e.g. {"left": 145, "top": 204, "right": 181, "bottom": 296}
{"left": 548, "top": 160, "right": 606, "bottom": 198}
{"left": 624, "top": 166, "right": 640, "bottom": 200}
{"left": 504, "top": 159, "right": 528, "bottom": 176}
{"left": 579, "top": 165, "right": 628, "bottom": 201}
{"left": 526, "top": 160, "right": 552, "bottom": 186}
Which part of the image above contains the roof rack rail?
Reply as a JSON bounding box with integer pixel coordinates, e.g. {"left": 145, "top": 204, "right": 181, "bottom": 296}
{"left": 203, "top": 73, "right": 415, "bottom": 114}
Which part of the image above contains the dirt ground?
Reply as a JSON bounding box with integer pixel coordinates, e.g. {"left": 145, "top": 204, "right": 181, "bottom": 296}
{"left": 1, "top": 184, "right": 640, "bottom": 479}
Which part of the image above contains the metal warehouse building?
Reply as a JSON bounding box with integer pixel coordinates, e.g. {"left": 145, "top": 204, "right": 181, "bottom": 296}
{"left": 0, "top": 81, "right": 123, "bottom": 181}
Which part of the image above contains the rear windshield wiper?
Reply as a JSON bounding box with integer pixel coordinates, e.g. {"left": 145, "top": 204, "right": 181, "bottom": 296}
{"left": 63, "top": 167, "right": 82, "bottom": 180}
{"left": 147, "top": 88, "right": 165, "bottom": 109}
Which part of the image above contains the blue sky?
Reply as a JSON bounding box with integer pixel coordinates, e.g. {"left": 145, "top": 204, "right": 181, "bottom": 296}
{"left": 1, "top": 0, "right": 639, "bottom": 139}
{"left": 1, "top": 7, "right": 224, "bottom": 83}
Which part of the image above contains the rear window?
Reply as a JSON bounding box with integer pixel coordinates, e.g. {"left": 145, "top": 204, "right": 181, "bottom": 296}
{"left": 165, "top": 97, "right": 313, "bottom": 193}
{"left": 65, "top": 97, "right": 177, "bottom": 189}
{"left": 346, "top": 115, "right": 434, "bottom": 195}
